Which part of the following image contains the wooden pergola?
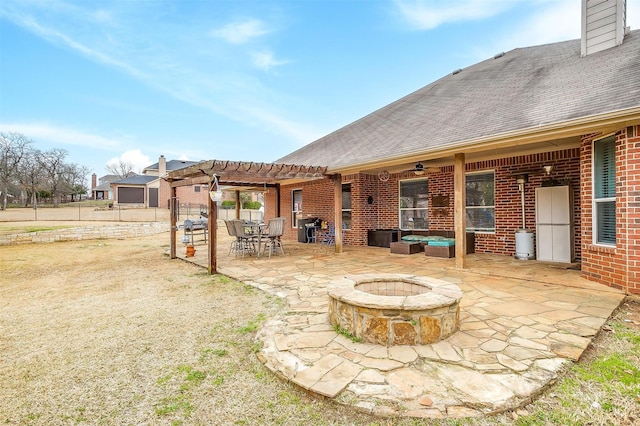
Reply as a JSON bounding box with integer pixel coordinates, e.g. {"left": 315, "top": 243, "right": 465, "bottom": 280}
{"left": 166, "top": 160, "right": 330, "bottom": 274}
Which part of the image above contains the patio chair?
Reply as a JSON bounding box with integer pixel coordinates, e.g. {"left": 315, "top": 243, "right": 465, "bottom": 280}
{"left": 224, "top": 220, "right": 240, "bottom": 256}
{"left": 233, "top": 220, "right": 257, "bottom": 258}
{"left": 320, "top": 222, "right": 346, "bottom": 246}
{"left": 320, "top": 223, "right": 335, "bottom": 245}
{"left": 262, "top": 217, "right": 286, "bottom": 258}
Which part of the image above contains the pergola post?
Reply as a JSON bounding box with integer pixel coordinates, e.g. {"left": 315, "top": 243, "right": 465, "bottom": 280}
{"left": 169, "top": 187, "right": 177, "bottom": 259}
{"left": 333, "top": 175, "right": 343, "bottom": 253}
{"left": 208, "top": 187, "right": 217, "bottom": 274}
{"left": 235, "top": 190, "right": 241, "bottom": 219}
{"left": 454, "top": 153, "right": 467, "bottom": 269}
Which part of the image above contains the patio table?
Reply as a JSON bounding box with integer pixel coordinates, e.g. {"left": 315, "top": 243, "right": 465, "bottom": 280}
{"left": 245, "top": 222, "right": 267, "bottom": 258}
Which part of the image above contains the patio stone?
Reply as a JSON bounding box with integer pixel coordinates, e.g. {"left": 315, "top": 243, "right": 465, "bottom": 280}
{"left": 496, "top": 353, "right": 529, "bottom": 371}
{"left": 503, "top": 345, "right": 547, "bottom": 361}
{"left": 513, "top": 325, "right": 549, "bottom": 339}
{"left": 431, "top": 341, "right": 462, "bottom": 362}
{"left": 311, "top": 359, "right": 363, "bottom": 398}
{"left": 550, "top": 343, "right": 585, "bottom": 361}
{"left": 480, "top": 338, "right": 509, "bottom": 352}
{"left": 509, "top": 336, "right": 549, "bottom": 351}
{"left": 355, "top": 368, "right": 386, "bottom": 384}
{"left": 388, "top": 346, "right": 419, "bottom": 363}
{"left": 180, "top": 233, "right": 625, "bottom": 419}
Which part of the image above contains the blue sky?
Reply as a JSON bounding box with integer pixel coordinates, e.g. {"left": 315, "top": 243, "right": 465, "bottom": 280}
{"left": 1, "top": 0, "right": 639, "bottom": 181}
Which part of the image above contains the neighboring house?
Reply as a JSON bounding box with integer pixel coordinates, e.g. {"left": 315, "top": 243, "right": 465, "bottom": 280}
{"left": 91, "top": 173, "right": 131, "bottom": 200}
{"left": 111, "top": 156, "right": 209, "bottom": 208}
{"left": 272, "top": 0, "right": 640, "bottom": 294}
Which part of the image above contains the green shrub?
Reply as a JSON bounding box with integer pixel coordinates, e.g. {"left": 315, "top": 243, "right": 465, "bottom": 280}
{"left": 242, "top": 201, "right": 262, "bottom": 210}
{"left": 220, "top": 201, "right": 236, "bottom": 209}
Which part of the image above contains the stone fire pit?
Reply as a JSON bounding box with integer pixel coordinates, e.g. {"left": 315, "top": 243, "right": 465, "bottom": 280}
{"left": 327, "top": 274, "right": 462, "bottom": 346}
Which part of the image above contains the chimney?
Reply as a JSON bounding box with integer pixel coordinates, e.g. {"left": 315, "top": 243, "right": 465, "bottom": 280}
{"left": 159, "top": 155, "right": 166, "bottom": 177}
{"left": 91, "top": 173, "right": 97, "bottom": 189}
{"left": 581, "top": 0, "right": 628, "bottom": 56}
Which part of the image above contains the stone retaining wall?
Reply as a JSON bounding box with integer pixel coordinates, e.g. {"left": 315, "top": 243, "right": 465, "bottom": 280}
{"left": 0, "top": 222, "right": 170, "bottom": 246}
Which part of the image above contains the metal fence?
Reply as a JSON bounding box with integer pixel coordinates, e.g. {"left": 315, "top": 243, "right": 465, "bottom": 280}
{"left": 178, "top": 203, "right": 263, "bottom": 223}
{"left": 1, "top": 203, "right": 263, "bottom": 224}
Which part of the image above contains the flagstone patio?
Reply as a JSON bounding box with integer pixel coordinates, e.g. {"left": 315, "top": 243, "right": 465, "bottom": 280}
{"left": 177, "top": 230, "right": 624, "bottom": 419}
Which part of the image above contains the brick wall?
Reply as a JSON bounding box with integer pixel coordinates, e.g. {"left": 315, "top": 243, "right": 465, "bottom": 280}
{"left": 159, "top": 181, "right": 210, "bottom": 209}
{"left": 469, "top": 150, "right": 581, "bottom": 258}
{"left": 581, "top": 126, "right": 640, "bottom": 294}
{"left": 278, "top": 149, "right": 581, "bottom": 257}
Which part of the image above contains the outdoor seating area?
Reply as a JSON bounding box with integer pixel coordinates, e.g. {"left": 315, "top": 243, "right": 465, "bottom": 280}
{"left": 389, "top": 230, "right": 476, "bottom": 257}
{"left": 177, "top": 225, "right": 626, "bottom": 418}
{"left": 223, "top": 218, "right": 286, "bottom": 259}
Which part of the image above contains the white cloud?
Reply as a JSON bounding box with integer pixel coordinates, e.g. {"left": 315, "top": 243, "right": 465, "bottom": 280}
{"left": 211, "top": 18, "right": 270, "bottom": 44}
{"left": 465, "top": 1, "right": 580, "bottom": 62}
{"left": 393, "top": 0, "right": 514, "bottom": 30}
{"left": 251, "top": 51, "right": 289, "bottom": 71}
{"left": 1, "top": 3, "right": 312, "bottom": 151}
{"left": 503, "top": 2, "right": 580, "bottom": 49}
{"left": 0, "top": 122, "right": 122, "bottom": 149}
{"left": 6, "top": 11, "right": 149, "bottom": 81}
{"left": 107, "top": 149, "right": 151, "bottom": 174}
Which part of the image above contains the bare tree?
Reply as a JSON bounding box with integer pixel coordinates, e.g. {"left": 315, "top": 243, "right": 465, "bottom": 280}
{"left": 17, "top": 148, "right": 45, "bottom": 207}
{"left": 38, "top": 148, "right": 68, "bottom": 207}
{"left": 0, "top": 132, "right": 32, "bottom": 210}
{"left": 63, "top": 163, "right": 90, "bottom": 201}
{"left": 106, "top": 160, "right": 135, "bottom": 179}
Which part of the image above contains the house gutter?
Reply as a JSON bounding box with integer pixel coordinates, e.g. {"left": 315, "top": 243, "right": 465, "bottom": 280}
{"left": 328, "top": 106, "right": 640, "bottom": 175}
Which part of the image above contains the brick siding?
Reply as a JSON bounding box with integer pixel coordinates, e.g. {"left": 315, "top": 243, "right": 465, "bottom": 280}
{"left": 274, "top": 130, "right": 639, "bottom": 295}
{"left": 581, "top": 126, "right": 640, "bottom": 294}
{"left": 279, "top": 149, "right": 581, "bottom": 254}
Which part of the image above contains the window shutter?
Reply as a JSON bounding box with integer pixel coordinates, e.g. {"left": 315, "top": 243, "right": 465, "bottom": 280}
{"left": 594, "top": 137, "right": 615, "bottom": 198}
{"left": 597, "top": 201, "right": 616, "bottom": 244}
{"left": 594, "top": 136, "right": 616, "bottom": 245}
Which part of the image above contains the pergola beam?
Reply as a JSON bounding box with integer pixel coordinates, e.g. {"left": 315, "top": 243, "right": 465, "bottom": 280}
{"left": 167, "top": 159, "right": 329, "bottom": 275}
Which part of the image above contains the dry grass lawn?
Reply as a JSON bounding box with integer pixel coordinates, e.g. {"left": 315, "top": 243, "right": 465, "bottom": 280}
{"left": 0, "top": 234, "right": 379, "bottom": 425}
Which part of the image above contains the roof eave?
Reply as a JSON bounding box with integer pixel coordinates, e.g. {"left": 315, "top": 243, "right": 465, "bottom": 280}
{"left": 328, "top": 106, "right": 640, "bottom": 175}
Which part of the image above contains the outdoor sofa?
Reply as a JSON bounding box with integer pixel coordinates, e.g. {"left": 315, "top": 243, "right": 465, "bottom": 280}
{"left": 390, "top": 230, "right": 475, "bottom": 258}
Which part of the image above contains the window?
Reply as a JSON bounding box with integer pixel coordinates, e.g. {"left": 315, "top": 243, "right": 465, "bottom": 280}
{"left": 292, "top": 189, "right": 302, "bottom": 228}
{"left": 593, "top": 136, "right": 616, "bottom": 245}
{"left": 465, "top": 172, "right": 495, "bottom": 232}
{"left": 342, "top": 183, "right": 351, "bottom": 229}
{"left": 194, "top": 185, "right": 201, "bottom": 193}
{"left": 399, "top": 179, "right": 428, "bottom": 229}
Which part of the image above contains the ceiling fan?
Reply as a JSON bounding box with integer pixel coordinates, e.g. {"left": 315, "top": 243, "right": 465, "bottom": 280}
{"left": 409, "top": 162, "right": 440, "bottom": 175}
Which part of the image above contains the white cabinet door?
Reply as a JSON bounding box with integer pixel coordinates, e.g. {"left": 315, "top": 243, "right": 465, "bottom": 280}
{"left": 550, "top": 186, "right": 571, "bottom": 224}
{"left": 536, "top": 224, "right": 554, "bottom": 261}
{"left": 535, "top": 186, "right": 573, "bottom": 262}
{"left": 552, "top": 225, "right": 572, "bottom": 263}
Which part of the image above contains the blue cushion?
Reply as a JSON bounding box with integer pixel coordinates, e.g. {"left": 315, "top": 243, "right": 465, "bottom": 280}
{"left": 428, "top": 239, "right": 455, "bottom": 247}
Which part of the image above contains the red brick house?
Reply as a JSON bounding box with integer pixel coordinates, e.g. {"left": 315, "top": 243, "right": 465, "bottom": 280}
{"left": 166, "top": 0, "right": 638, "bottom": 294}
{"left": 271, "top": 0, "right": 640, "bottom": 294}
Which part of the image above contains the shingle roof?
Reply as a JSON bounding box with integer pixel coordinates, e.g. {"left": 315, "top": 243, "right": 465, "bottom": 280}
{"left": 113, "top": 175, "right": 156, "bottom": 185}
{"left": 278, "top": 30, "right": 640, "bottom": 169}
{"left": 93, "top": 174, "right": 122, "bottom": 190}
{"left": 144, "top": 160, "right": 198, "bottom": 172}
